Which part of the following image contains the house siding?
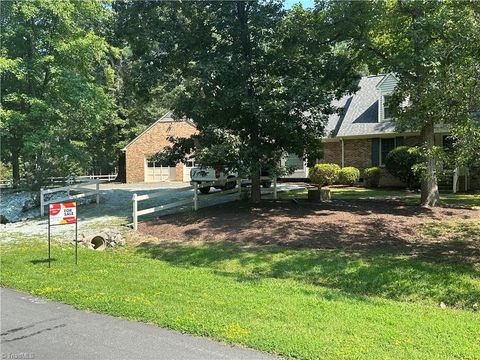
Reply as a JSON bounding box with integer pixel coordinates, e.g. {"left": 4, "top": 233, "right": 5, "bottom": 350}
{"left": 377, "top": 74, "right": 398, "bottom": 93}
{"left": 125, "top": 121, "right": 196, "bottom": 183}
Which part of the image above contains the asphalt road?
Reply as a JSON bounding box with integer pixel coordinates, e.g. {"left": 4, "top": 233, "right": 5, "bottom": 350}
{"left": 1, "top": 288, "right": 276, "bottom": 360}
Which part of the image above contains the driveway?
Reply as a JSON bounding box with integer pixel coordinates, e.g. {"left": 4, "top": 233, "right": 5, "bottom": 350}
{"left": 0, "top": 182, "right": 304, "bottom": 239}
{"left": 0, "top": 288, "right": 275, "bottom": 360}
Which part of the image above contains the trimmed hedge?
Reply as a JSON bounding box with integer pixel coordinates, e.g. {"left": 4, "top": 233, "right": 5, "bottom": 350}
{"left": 309, "top": 163, "right": 341, "bottom": 187}
{"left": 364, "top": 167, "right": 381, "bottom": 188}
{"left": 338, "top": 167, "right": 360, "bottom": 186}
{"left": 385, "top": 146, "right": 421, "bottom": 189}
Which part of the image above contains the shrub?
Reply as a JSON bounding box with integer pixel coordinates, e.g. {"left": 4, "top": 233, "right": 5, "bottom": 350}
{"left": 309, "top": 163, "right": 340, "bottom": 188}
{"left": 385, "top": 146, "right": 421, "bottom": 189}
{"left": 338, "top": 167, "right": 360, "bottom": 186}
{"left": 364, "top": 167, "right": 381, "bottom": 188}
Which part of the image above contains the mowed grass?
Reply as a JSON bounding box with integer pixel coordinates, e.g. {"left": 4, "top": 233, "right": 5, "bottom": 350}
{"left": 1, "top": 240, "right": 480, "bottom": 360}
{"left": 281, "top": 187, "right": 480, "bottom": 207}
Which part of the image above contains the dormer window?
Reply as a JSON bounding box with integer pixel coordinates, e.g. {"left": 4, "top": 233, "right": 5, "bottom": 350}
{"left": 383, "top": 94, "right": 392, "bottom": 121}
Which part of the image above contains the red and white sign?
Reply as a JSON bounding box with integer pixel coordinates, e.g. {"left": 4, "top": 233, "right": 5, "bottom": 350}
{"left": 49, "top": 202, "right": 77, "bottom": 225}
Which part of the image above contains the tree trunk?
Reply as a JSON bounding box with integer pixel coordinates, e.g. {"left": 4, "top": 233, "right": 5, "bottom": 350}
{"left": 11, "top": 148, "right": 20, "bottom": 188}
{"left": 420, "top": 119, "right": 440, "bottom": 206}
{"left": 250, "top": 165, "right": 261, "bottom": 203}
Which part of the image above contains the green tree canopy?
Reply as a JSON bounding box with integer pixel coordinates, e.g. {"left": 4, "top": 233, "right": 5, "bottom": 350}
{"left": 115, "top": 0, "right": 360, "bottom": 201}
{"left": 349, "top": 0, "right": 480, "bottom": 205}
{"left": 0, "top": 0, "right": 119, "bottom": 188}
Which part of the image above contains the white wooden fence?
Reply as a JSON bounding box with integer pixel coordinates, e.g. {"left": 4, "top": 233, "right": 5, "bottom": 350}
{"left": 40, "top": 179, "right": 101, "bottom": 216}
{"left": 132, "top": 177, "right": 279, "bottom": 231}
{"left": 0, "top": 174, "right": 116, "bottom": 189}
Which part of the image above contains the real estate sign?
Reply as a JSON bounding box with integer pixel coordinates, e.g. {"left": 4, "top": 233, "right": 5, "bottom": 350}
{"left": 47, "top": 202, "right": 78, "bottom": 267}
{"left": 49, "top": 202, "right": 77, "bottom": 225}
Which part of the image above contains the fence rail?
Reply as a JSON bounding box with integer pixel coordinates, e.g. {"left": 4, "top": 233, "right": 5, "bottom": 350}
{"left": 0, "top": 174, "right": 117, "bottom": 189}
{"left": 40, "top": 179, "right": 101, "bottom": 216}
{"left": 132, "top": 177, "right": 280, "bottom": 231}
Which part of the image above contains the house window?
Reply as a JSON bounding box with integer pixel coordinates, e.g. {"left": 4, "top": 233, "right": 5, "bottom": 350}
{"left": 443, "top": 135, "right": 455, "bottom": 152}
{"left": 285, "top": 154, "right": 304, "bottom": 170}
{"left": 147, "top": 159, "right": 173, "bottom": 167}
{"left": 185, "top": 159, "right": 197, "bottom": 168}
{"left": 383, "top": 95, "right": 392, "bottom": 120}
{"left": 380, "top": 138, "right": 395, "bottom": 165}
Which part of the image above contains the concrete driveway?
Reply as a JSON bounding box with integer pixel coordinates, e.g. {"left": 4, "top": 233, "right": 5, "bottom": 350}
{"left": 1, "top": 181, "right": 304, "bottom": 239}
{"left": 0, "top": 288, "right": 276, "bottom": 360}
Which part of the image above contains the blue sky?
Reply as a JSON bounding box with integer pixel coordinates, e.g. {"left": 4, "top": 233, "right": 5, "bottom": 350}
{"left": 284, "top": 0, "right": 315, "bottom": 9}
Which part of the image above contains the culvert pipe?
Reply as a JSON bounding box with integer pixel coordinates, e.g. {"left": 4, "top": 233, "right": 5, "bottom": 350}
{"left": 90, "top": 236, "right": 107, "bottom": 251}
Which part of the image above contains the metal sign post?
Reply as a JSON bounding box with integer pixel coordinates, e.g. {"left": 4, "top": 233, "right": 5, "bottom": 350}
{"left": 47, "top": 202, "right": 78, "bottom": 267}
{"left": 48, "top": 211, "right": 51, "bottom": 268}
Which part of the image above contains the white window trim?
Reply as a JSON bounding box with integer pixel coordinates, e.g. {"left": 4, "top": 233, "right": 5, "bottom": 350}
{"left": 382, "top": 94, "right": 392, "bottom": 121}
{"left": 379, "top": 137, "right": 400, "bottom": 166}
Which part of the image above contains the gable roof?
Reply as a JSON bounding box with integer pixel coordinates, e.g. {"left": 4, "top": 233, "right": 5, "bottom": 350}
{"left": 329, "top": 74, "right": 397, "bottom": 138}
{"left": 375, "top": 73, "right": 399, "bottom": 92}
{"left": 121, "top": 111, "right": 195, "bottom": 151}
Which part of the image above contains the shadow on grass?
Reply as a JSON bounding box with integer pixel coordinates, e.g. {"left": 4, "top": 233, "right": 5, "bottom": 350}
{"left": 135, "top": 241, "right": 480, "bottom": 308}
{"left": 30, "top": 258, "right": 57, "bottom": 264}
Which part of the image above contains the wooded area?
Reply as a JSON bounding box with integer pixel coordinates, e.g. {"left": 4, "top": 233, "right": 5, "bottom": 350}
{"left": 1, "top": 0, "right": 479, "bottom": 204}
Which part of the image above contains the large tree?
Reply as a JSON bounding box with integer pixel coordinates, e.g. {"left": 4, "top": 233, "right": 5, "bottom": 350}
{"left": 0, "top": 0, "right": 119, "bottom": 188}
{"left": 351, "top": 0, "right": 480, "bottom": 206}
{"left": 115, "top": 0, "right": 359, "bottom": 202}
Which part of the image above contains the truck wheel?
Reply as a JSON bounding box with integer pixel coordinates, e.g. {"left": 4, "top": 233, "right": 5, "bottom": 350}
{"left": 224, "top": 178, "right": 236, "bottom": 190}
{"left": 199, "top": 186, "right": 211, "bottom": 194}
{"left": 262, "top": 181, "right": 272, "bottom": 188}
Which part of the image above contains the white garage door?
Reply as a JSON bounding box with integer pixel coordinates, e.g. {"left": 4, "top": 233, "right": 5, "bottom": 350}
{"left": 182, "top": 159, "right": 197, "bottom": 182}
{"left": 145, "top": 159, "right": 176, "bottom": 182}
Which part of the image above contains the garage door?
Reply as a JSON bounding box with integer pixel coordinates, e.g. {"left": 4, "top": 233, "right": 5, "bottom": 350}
{"left": 182, "top": 159, "right": 197, "bottom": 182}
{"left": 145, "top": 159, "right": 176, "bottom": 182}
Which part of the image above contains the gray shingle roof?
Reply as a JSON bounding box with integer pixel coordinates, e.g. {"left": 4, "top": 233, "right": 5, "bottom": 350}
{"left": 330, "top": 75, "right": 397, "bottom": 138}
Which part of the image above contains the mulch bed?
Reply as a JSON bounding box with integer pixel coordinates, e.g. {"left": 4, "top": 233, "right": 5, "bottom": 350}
{"left": 138, "top": 199, "right": 479, "bottom": 261}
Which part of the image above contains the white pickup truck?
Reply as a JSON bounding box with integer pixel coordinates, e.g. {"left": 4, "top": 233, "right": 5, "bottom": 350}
{"left": 190, "top": 167, "right": 272, "bottom": 194}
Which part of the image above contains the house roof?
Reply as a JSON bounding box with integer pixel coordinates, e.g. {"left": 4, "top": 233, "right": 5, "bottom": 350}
{"left": 330, "top": 74, "right": 397, "bottom": 138}
{"left": 121, "top": 111, "right": 195, "bottom": 151}
{"left": 124, "top": 74, "right": 400, "bottom": 150}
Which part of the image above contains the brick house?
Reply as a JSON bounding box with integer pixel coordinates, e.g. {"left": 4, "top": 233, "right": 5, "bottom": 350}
{"left": 122, "top": 111, "right": 309, "bottom": 183}
{"left": 321, "top": 73, "right": 478, "bottom": 190}
{"left": 122, "top": 112, "right": 197, "bottom": 183}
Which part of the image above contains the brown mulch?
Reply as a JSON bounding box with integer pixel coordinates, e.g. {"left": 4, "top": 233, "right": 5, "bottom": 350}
{"left": 137, "top": 199, "right": 479, "bottom": 262}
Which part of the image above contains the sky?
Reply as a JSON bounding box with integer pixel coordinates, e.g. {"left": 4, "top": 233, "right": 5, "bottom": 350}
{"left": 284, "top": 0, "right": 315, "bottom": 9}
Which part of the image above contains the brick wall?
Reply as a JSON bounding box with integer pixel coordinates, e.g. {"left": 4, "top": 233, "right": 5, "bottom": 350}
{"left": 405, "top": 136, "right": 422, "bottom": 147}
{"left": 469, "top": 166, "right": 480, "bottom": 191}
{"left": 343, "top": 139, "right": 372, "bottom": 170}
{"left": 320, "top": 134, "right": 464, "bottom": 188}
{"left": 125, "top": 120, "right": 197, "bottom": 183}
{"left": 321, "top": 141, "right": 342, "bottom": 165}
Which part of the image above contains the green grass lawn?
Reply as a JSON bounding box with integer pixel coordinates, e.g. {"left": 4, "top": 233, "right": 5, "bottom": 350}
{"left": 281, "top": 187, "right": 480, "bottom": 207}
{"left": 1, "top": 240, "right": 479, "bottom": 359}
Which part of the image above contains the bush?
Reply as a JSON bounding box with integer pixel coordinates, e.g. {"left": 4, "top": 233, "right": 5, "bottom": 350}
{"left": 364, "top": 167, "right": 381, "bottom": 188}
{"left": 385, "top": 146, "right": 421, "bottom": 189}
{"left": 309, "top": 163, "right": 340, "bottom": 188}
{"left": 338, "top": 167, "right": 360, "bottom": 186}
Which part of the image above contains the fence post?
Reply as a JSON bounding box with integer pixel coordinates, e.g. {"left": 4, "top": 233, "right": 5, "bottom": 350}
{"left": 237, "top": 178, "right": 242, "bottom": 198}
{"left": 95, "top": 180, "right": 100, "bottom": 204}
{"left": 193, "top": 183, "right": 198, "bottom": 211}
{"left": 132, "top": 193, "right": 138, "bottom": 231}
{"left": 453, "top": 167, "right": 458, "bottom": 194}
{"left": 40, "top": 189, "right": 45, "bottom": 217}
{"left": 273, "top": 177, "right": 277, "bottom": 200}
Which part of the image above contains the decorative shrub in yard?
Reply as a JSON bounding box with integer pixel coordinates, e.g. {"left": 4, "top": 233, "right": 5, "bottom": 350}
{"left": 385, "top": 146, "right": 421, "bottom": 189}
{"left": 364, "top": 167, "right": 381, "bottom": 188}
{"left": 338, "top": 167, "right": 360, "bottom": 186}
{"left": 309, "top": 163, "right": 341, "bottom": 188}
{"left": 308, "top": 163, "right": 340, "bottom": 201}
